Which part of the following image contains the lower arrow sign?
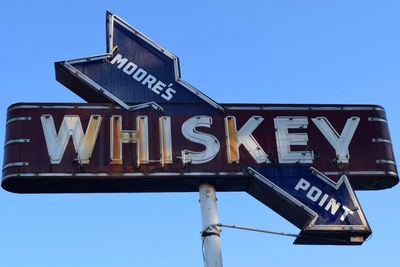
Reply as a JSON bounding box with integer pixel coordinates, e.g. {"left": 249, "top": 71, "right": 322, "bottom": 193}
{"left": 246, "top": 166, "right": 371, "bottom": 245}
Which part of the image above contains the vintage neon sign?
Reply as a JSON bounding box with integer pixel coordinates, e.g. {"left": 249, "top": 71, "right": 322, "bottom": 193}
{"left": 2, "top": 12, "right": 398, "bottom": 245}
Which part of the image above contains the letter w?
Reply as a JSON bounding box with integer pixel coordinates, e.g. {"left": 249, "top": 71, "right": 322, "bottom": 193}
{"left": 41, "top": 115, "right": 102, "bottom": 164}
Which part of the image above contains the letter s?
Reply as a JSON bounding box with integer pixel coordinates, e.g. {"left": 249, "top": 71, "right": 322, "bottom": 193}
{"left": 181, "top": 116, "right": 220, "bottom": 164}
{"left": 161, "top": 84, "right": 176, "bottom": 101}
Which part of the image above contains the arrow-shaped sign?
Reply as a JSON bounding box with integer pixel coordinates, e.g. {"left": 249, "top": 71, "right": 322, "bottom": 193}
{"left": 55, "top": 11, "right": 223, "bottom": 112}
{"left": 247, "top": 166, "right": 371, "bottom": 245}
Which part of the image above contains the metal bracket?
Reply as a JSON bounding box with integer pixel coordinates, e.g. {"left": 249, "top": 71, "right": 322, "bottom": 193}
{"left": 201, "top": 224, "right": 221, "bottom": 238}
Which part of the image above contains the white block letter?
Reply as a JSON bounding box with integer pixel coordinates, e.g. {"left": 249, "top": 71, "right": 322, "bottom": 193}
{"left": 41, "top": 115, "right": 102, "bottom": 164}
{"left": 224, "top": 116, "right": 270, "bottom": 164}
{"left": 312, "top": 117, "right": 360, "bottom": 163}
{"left": 306, "top": 186, "right": 322, "bottom": 202}
{"left": 110, "top": 115, "right": 149, "bottom": 166}
{"left": 159, "top": 116, "right": 173, "bottom": 167}
{"left": 325, "top": 198, "right": 341, "bottom": 216}
{"left": 340, "top": 205, "right": 355, "bottom": 221}
{"left": 110, "top": 53, "right": 128, "bottom": 69}
{"left": 295, "top": 178, "right": 310, "bottom": 191}
{"left": 274, "top": 116, "right": 314, "bottom": 163}
{"left": 181, "top": 116, "right": 220, "bottom": 165}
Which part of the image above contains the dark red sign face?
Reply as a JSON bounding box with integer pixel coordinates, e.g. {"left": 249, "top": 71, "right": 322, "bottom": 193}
{"left": 2, "top": 102, "right": 397, "bottom": 193}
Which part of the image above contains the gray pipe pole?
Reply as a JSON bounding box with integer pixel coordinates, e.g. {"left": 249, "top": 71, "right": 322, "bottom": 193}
{"left": 199, "top": 183, "right": 223, "bottom": 267}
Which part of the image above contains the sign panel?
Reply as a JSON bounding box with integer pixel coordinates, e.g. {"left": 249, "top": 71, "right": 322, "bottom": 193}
{"left": 247, "top": 167, "right": 370, "bottom": 244}
{"left": 55, "top": 11, "right": 223, "bottom": 112}
{"left": 3, "top": 103, "right": 397, "bottom": 194}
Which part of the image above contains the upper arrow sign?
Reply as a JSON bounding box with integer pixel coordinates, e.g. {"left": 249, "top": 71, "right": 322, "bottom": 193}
{"left": 55, "top": 11, "right": 223, "bottom": 112}
{"left": 247, "top": 166, "right": 371, "bottom": 245}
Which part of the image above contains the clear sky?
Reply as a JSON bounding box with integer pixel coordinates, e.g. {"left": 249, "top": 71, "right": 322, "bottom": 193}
{"left": 1, "top": 1, "right": 399, "bottom": 266}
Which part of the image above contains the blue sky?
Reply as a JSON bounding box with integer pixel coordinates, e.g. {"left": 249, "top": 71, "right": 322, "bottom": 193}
{"left": 1, "top": 1, "right": 399, "bottom": 266}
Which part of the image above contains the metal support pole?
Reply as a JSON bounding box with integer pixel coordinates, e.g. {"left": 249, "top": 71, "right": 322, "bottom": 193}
{"left": 199, "top": 183, "right": 223, "bottom": 267}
